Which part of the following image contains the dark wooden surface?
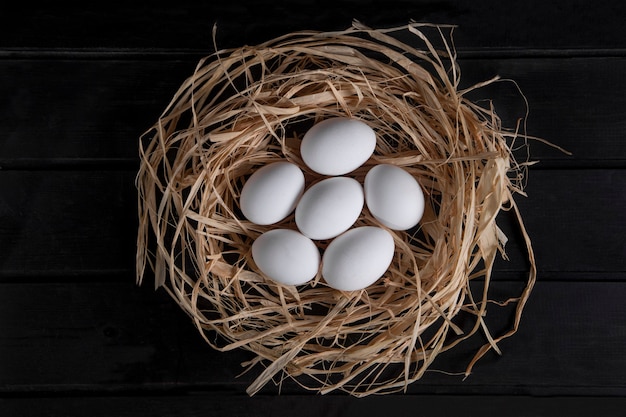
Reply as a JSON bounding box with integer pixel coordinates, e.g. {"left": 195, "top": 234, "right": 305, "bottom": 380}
{"left": 1, "top": 2, "right": 625, "bottom": 415}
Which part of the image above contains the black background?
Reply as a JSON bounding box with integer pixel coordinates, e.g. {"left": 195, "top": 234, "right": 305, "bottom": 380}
{"left": 1, "top": 1, "right": 625, "bottom": 416}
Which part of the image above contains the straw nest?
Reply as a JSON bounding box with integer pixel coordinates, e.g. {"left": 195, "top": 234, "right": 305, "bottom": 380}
{"left": 136, "top": 21, "right": 536, "bottom": 397}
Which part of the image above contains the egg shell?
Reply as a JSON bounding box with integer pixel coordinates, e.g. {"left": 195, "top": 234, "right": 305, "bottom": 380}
{"left": 322, "top": 226, "right": 395, "bottom": 291}
{"left": 251, "top": 229, "right": 320, "bottom": 286}
{"left": 240, "top": 161, "right": 305, "bottom": 225}
{"left": 295, "top": 176, "right": 364, "bottom": 240}
{"left": 364, "top": 164, "right": 425, "bottom": 230}
{"left": 300, "top": 117, "right": 377, "bottom": 175}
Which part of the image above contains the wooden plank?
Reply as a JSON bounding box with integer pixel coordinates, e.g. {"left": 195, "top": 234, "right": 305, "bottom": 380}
{"left": 1, "top": 57, "right": 625, "bottom": 165}
{"left": 500, "top": 169, "right": 626, "bottom": 275}
{"left": 1, "top": 394, "right": 626, "bottom": 417}
{"left": 0, "top": 281, "right": 249, "bottom": 391}
{"left": 0, "top": 59, "right": 196, "bottom": 162}
{"left": 1, "top": 1, "right": 625, "bottom": 51}
{"left": 0, "top": 280, "right": 625, "bottom": 396}
{"left": 0, "top": 169, "right": 624, "bottom": 278}
{"left": 459, "top": 57, "right": 626, "bottom": 167}
{"left": 0, "top": 171, "right": 138, "bottom": 277}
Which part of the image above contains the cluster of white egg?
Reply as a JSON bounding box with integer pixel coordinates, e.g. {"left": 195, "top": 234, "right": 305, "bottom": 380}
{"left": 239, "top": 117, "right": 425, "bottom": 291}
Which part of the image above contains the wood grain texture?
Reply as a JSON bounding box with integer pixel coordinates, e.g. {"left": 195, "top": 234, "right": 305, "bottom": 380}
{"left": 1, "top": 58, "right": 625, "bottom": 165}
{"left": 2, "top": 395, "right": 626, "bottom": 417}
{"left": 2, "top": 1, "right": 626, "bottom": 51}
{"left": 1, "top": 169, "right": 623, "bottom": 278}
{"left": 1, "top": 281, "right": 625, "bottom": 396}
{"left": 0, "top": 171, "right": 137, "bottom": 277}
{"left": 1, "top": 1, "right": 624, "bottom": 414}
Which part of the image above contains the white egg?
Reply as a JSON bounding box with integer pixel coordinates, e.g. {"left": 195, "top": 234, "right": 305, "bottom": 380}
{"left": 295, "top": 177, "right": 364, "bottom": 240}
{"left": 240, "top": 161, "right": 305, "bottom": 225}
{"left": 251, "top": 229, "right": 320, "bottom": 286}
{"left": 300, "top": 117, "right": 377, "bottom": 175}
{"left": 322, "top": 226, "right": 395, "bottom": 291}
{"left": 364, "top": 164, "right": 425, "bottom": 230}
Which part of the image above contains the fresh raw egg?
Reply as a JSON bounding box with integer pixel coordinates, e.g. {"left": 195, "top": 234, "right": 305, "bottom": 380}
{"left": 321, "top": 226, "right": 395, "bottom": 291}
{"left": 300, "top": 117, "right": 376, "bottom": 175}
{"left": 295, "top": 176, "right": 364, "bottom": 240}
{"left": 251, "top": 228, "right": 320, "bottom": 286}
{"left": 364, "top": 164, "right": 425, "bottom": 230}
{"left": 240, "top": 161, "right": 305, "bottom": 225}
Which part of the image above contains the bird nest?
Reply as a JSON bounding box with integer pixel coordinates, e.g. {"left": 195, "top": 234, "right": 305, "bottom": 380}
{"left": 136, "top": 21, "right": 536, "bottom": 397}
